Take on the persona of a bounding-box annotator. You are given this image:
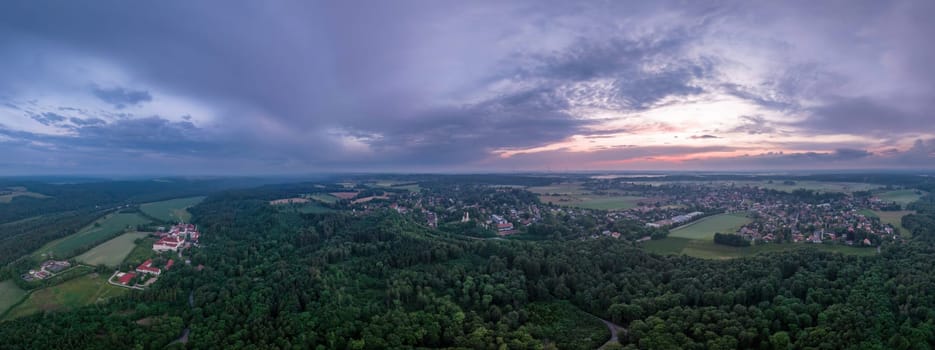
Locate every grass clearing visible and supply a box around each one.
[309,193,338,203]
[33,212,150,260]
[3,273,128,320]
[140,196,205,222]
[75,232,150,267]
[0,280,27,316]
[668,213,753,240]
[643,237,877,259]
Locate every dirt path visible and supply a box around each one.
[596,317,627,349]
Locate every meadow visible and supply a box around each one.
[0,280,27,316]
[642,237,878,259]
[876,190,924,206]
[33,212,151,260]
[140,196,205,222]
[75,231,150,267]
[529,183,646,210]
[3,273,127,320]
[668,213,753,240]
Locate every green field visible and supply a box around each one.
[528,183,588,195]
[668,213,752,240]
[0,280,27,316]
[140,196,205,222]
[33,212,151,259]
[877,190,924,206]
[122,237,158,266]
[75,232,150,267]
[642,237,878,259]
[3,273,128,320]
[872,210,913,237]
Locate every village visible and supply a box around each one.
[107,223,200,290]
[298,180,907,247]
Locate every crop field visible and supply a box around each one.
[877,190,924,206]
[3,273,127,320]
[642,237,878,259]
[75,232,150,267]
[668,213,753,240]
[33,212,151,259]
[140,196,205,222]
[0,280,27,316]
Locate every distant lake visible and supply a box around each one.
[590,174,666,179]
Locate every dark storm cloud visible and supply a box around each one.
[799,97,922,136]
[0,116,218,155]
[0,0,934,173]
[91,86,152,109]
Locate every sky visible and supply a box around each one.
[1,0,934,175]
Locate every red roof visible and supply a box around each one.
[136,259,161,274]
[118,272,136,285]
[165,259,175,270]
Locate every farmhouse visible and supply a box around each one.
[153,236,183,252]
[136,259,161,275]
[117,272,136,285]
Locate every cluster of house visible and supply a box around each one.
[153,223,200,252]
[490,214,515,235]
[738,202,894,245]
[114,258,175,286]
[21,260,71,281]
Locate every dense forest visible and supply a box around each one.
[3,174,935,349]
[1,181,934,349]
